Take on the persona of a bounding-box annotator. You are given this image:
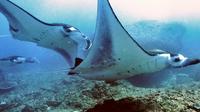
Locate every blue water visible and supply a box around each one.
[0,0,200,85]
[0,1,200,111]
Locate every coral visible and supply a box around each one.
[1,71,200,112]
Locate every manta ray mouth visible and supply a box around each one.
[9,25,19,33]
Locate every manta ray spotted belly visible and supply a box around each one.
[0,0,199,81]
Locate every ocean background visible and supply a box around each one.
[0,0,200,111]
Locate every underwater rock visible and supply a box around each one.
[21,105,35,112]
[46,101,62,107]
[86,97,162,112]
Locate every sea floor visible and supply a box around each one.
[0,70,200,112]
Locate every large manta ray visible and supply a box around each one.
[0,0,200,81]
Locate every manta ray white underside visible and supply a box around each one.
[0,0,199,81]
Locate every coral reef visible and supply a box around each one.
[0,71,200,112]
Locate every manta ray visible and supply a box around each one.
[0,0,92,68]
[0,0,200,81]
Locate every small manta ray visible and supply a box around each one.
[0,56,40,64]
[0,0,200,81]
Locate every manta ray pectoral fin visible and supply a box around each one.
[73,0,154,80]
